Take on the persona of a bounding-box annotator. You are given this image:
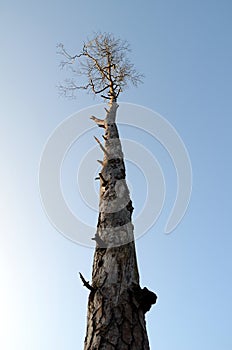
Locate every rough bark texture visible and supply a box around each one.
[84,103,157,350]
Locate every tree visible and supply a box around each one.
[58,33,157,350]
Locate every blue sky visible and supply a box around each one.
[0,0,232,349]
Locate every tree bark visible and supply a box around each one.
[83,102,157,350]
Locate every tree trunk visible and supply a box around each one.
[84,102,157,350]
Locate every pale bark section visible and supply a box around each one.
[84,103,157,350]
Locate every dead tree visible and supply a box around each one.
[58,33,157,349]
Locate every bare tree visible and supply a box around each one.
[58,33,157,349]
[57,33,143,101]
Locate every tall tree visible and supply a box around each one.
[58,33,157,350]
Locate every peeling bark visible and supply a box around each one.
[83,103,157,350]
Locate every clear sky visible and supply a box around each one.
[0,0,232,349]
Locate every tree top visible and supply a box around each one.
[57,32,143,102]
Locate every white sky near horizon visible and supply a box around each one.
[0,0,232,349]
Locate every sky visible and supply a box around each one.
[0,0,232,349]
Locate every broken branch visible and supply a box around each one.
[79,272,95,292]
[99,173,108,186]
[90,116,105,128]
[94,136,109,157]
[91,233,107,248]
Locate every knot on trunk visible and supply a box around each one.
[130,284,157,313]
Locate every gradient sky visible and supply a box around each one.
[1,0,232,349]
